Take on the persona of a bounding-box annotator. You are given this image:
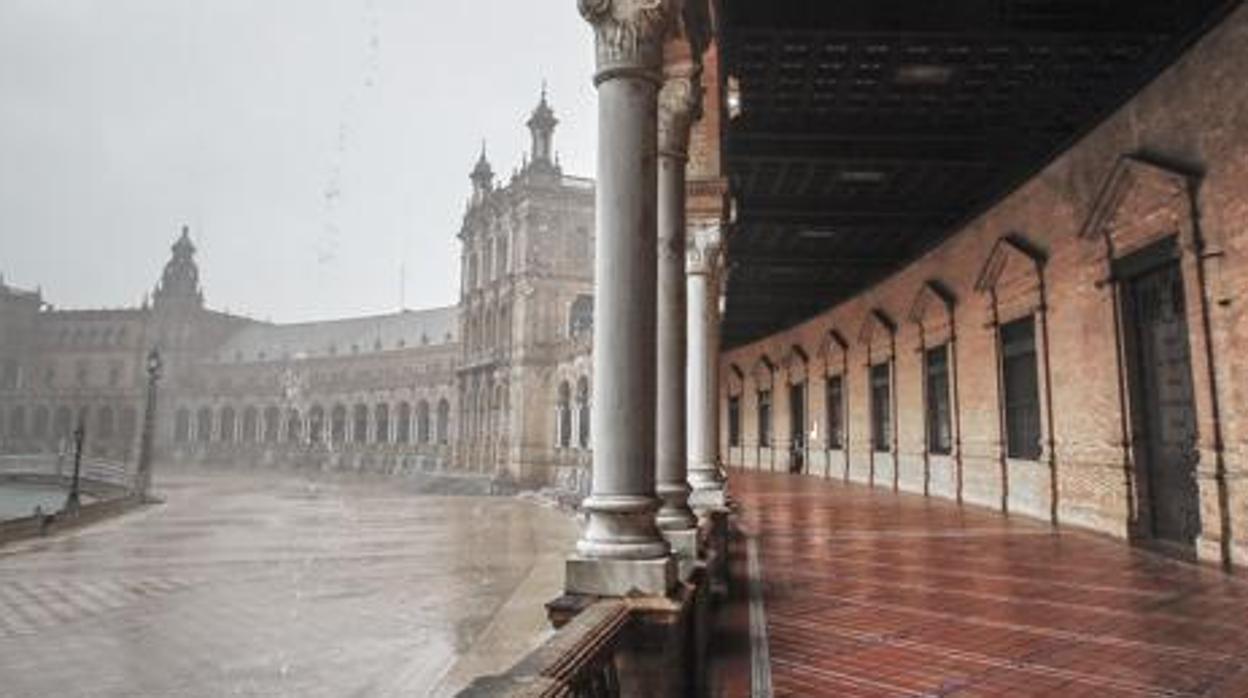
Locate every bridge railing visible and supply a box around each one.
[459,600,629,697]
[0,454,134,492]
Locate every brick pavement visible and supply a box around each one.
[715,471,1248,697]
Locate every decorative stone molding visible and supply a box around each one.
[686,224,722,275]
[909,280,957,344]
[783,344,809,385]
[578,0,677,80]
[658,66,703,158]
[751,354,775,391]
[857,308,897,359]
[975,234,1047,324]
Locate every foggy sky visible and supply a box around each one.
[0,0,597,322]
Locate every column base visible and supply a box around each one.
[565,555,678,597]
[689,486,727,511]
[661,527,700,581]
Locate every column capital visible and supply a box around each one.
[686,224,723,275]
[658,63,702,159]
[578,0,678,82]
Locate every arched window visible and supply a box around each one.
[174,408,191,443]
[396,402,412,443]
[242,407,259,443]
[219,406,236,442]
[287,409,303,443]
[353,404,369,443]
[54,406,73,440]
[495,235,508,277]
[264,407,280,442]
[374,403,389,443]
[568,295,593,338]
[482,242,494,284]
[436,399,450,445]
[9,406,26,438]
[557,381,572,448]
[331,405,347,443]
[498,307,510,349]
[32,406,50,439]
[309,406,325,443]
[417,400,431,444]
[196,407,213,443]
[119,407,137,442]
[97,406,115,440]
[577,376,590,449]
[467,252,478,289]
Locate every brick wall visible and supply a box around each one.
[720,4,1248,570]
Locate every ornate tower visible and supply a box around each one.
[153,226,203,309]
[526,84,559,174]
[469,142,494,204]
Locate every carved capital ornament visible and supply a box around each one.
[657,67,703,158]
[578,0,678,81]
[685,225,722,275]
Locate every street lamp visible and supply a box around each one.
[136,348,162,501]
[65,422,85,513]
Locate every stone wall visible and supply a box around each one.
[720,4,1248,569]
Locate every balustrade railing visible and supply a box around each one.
[461,600,628,697]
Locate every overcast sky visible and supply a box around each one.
[0,0,597,322]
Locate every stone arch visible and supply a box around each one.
[287,408,304,444]
[397,401,413,444]
[263,406,280,442]
[557,380,572,448]
[352,403,368,444]
[196,407,213,443]
[174,407,191,443]
[218,405,236,443]
[119,406,136,444]
[242,406,259,443]
[576,375,591,449]
[976,233,1054,520]
[436,399,450,445]
[859,309,899,488]
[31,405,50,440]
[97,405,115,440]
[909,280,962,498]
[374,402,390,444]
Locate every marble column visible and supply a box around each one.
[655,64,700,534]
[687,225,727,508]
[568,0,677,597]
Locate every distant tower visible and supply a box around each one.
[153,225,203,309]
[469,141,494,203]
[526,83,559,173]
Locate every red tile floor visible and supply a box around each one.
[710,471,1248,697]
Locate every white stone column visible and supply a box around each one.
[569,0,676,597]
[687,225,727,507]
[655,64,699,534]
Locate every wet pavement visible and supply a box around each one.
[715,471,1248,697]
[0,468,577,697]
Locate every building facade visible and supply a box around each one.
[0,93,597,487]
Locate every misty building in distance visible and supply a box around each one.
[0,91,596,488]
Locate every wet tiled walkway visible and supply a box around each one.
[716,471,1248,697]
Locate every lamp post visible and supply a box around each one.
[136,348,162,501]
[65,423,85,513]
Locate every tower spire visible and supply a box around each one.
[469,139,494,201]
[526,82,559,169]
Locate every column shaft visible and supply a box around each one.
[655,137,695,531]
[578,70,669,560]
[687,229,726,500]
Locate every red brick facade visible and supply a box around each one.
[719,4,1248,569]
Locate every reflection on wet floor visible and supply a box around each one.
[0,467,577,698]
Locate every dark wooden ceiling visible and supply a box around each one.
[719,0,1241,347]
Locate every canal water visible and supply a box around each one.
[0,481,91,520]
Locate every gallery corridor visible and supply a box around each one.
[715,471,1248,697]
